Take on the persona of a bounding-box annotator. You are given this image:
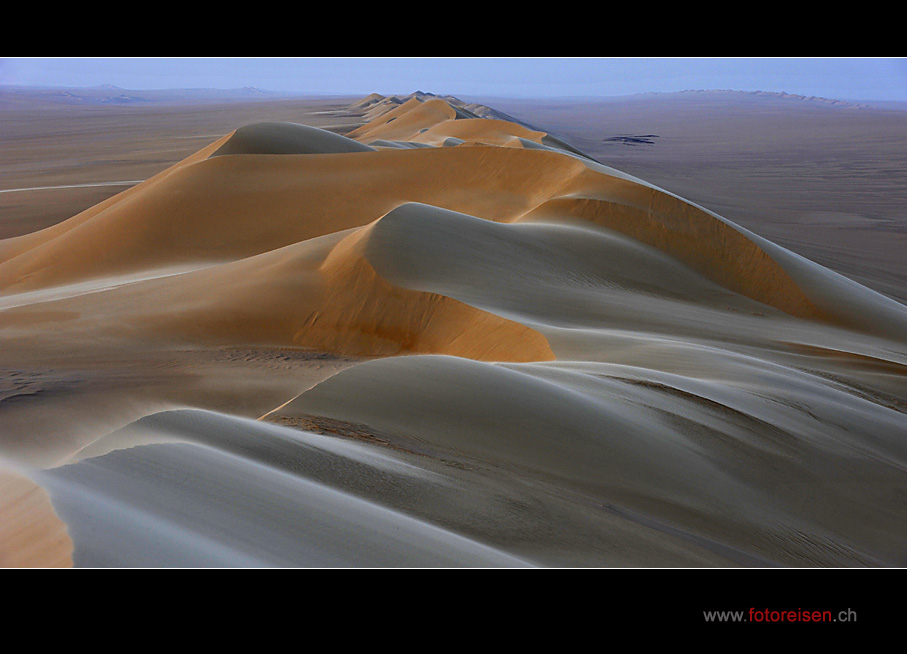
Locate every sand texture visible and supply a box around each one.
[2,91,905,567]
[0,466,72,567]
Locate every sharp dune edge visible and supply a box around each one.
[2,91,906,567]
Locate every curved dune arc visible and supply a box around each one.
[56,407,768,566]
[522,193,828,322]
[410,118,548,148]
[0,132,232,268]
[40,438,532,567]
[98,221,555,362]
[306,223,555,361]
[210,122,375,156]
[351,92,386,110]
[346,96,424,136]
[360,98,404,122]
[0,218,555,363]
[282,354,720,493]
[276,354,907,564]
[521,168,907,337]
[347,98,459,142]
[347,94,597,160]
[0,146,587,293]
[564,159,907,338]
[353,202,773,334]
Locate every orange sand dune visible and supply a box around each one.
[346,97,461,142]
[2,97,906,340]
[360,97,404,122]
[345,97,427,136]
[523,178,827,321]
[211,122,375,156]
[346,92,589,159]
[409,117,547,148]
[136,219,555,361]
[0,146,587,293]
[347,95,548,148]
[521,166,907,338]
[0,468,72,568]
[351,92,386,110]
[1,213,553,362]
[0,132,230,267]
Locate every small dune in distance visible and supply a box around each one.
[1,90,906,568]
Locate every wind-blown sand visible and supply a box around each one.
[2,91,905,567]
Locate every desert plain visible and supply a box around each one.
[1,86,905,567]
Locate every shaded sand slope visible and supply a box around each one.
[522,166,907,339]
[0,221,554,361]
[57,410,747,566]
[150,224,555,361]
[210,121,375,156]
[41,432,532,567]
[359,203,786,326]
[274,355,907,566]
[62,349,906,566]
[361,202,907,347]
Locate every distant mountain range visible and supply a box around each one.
[675,89,876,108]
[2,85,904,111]
[476,89,907,111]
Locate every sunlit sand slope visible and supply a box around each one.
[0,467,72,567]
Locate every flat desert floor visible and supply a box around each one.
[1,88,905,567]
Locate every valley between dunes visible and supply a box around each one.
[2,92,906,567]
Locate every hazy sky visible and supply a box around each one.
[2,58,906,102]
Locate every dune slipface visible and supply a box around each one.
[2,91,906,567]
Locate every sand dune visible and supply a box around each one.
[0,466,72,567]
[0,144,590,293]
[4,94,903,340]
[276,354,906,565]
[0,211,555,361]
[350,92,386,111]
[210,121,374,156]
[2,91,905,567]
[410,118,547,148]
[40,422,531,567]
[139,221,557,361]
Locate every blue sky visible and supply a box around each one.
[2,58,906,102]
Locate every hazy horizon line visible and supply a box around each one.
[4,83,906,107]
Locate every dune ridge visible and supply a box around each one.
[139,218,554,360]
[211,121,375,156]
[3,91,903,341]
[2,91,906,567]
